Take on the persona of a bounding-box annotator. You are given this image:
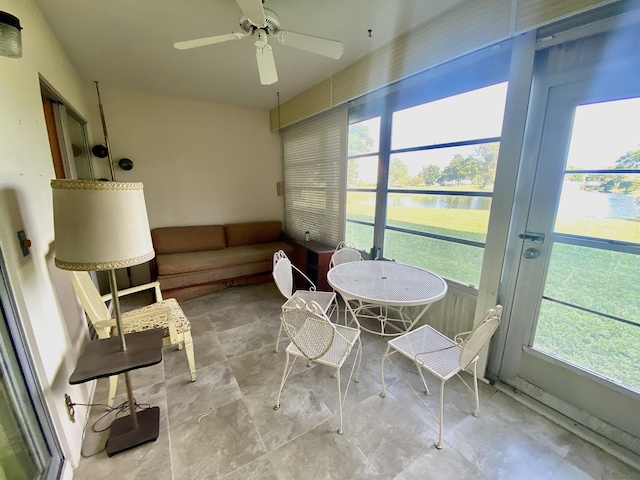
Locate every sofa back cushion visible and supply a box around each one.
[224,221,282,247]
[151,225,226,254]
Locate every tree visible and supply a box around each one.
[614,149,640,169]
[388,158,409,187]
[348,123,376,187]
[471,143,499,188]
[420,164,441,185]
[590,149,640,193]
[440,154,479,185]
[565,165,584,182]
[348,123,375,155]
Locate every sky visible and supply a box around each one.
[351,83,508,182]
[566,97,640,170]
[350,85,640,183]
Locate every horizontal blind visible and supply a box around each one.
[282,107,343,246]
[270,0,617,130]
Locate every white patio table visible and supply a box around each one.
[327,260,448,336]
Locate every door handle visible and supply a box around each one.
[523,247,540,259]
[518,231,545,244]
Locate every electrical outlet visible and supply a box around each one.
[64,394,75,423]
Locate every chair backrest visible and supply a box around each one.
[68,271,112,336]
[330,241,362,269]
[280,299,335,361]
[272,250,294,299]
[459,305,503,369]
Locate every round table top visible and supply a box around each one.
[327,260,448,307]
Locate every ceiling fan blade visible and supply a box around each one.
[236,0,266,27]
[255,42,278,85]
[275,30,344,59]
[174,32,248,50]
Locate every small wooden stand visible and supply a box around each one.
[69,329,164,456]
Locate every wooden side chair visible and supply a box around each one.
[69,271,196,406]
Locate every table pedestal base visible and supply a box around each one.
[106,406,160,456]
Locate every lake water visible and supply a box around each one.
[387,185,640,221]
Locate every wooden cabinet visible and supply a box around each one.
[291,240,334,292]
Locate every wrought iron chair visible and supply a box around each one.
[69,271,196,407]
[274,298,362,435]
[272,250,336,352]
[329,241,364,325]
[380,305,502,449]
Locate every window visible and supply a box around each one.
[346,70,509,287]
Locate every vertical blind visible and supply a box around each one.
[282,107,344,246]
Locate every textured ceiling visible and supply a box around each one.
[34,0,467,110]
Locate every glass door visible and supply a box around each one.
[504,70,640,443]
[0,256,62,478]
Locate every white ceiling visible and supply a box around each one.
[34,0,467,110]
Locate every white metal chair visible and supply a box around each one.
[274,298,362,435]
[380,305,502,449]
[329,241,364,325]
[69,271,196,407]
[272,250,337,352]
[329,241,363,269]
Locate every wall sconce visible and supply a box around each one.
[0,11,23,58]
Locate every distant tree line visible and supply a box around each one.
[568,148,640,194]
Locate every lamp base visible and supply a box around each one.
[106,406,160,456]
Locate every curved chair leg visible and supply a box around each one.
[472,360,480,417]
[183,331,196,382]
[354,337,362,383]
[274,351,292,410]
[107,375,117,408]
[379,343,392,398]
[275,323,283,353]
[336,367,344,435]
[435,379,445,449]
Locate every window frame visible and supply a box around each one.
[346,47,511,286]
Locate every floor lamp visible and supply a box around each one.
[51,179,162,456]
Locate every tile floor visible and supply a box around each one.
[73,283,639,479]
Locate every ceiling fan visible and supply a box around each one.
[173,0,344,85]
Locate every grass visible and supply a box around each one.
[346,193,640,392]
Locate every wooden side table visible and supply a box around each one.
[291,240,335,292]
[69,329,163,456]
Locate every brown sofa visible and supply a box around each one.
[150,221,293,301]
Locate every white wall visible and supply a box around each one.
[87,86,284,229]
[0,0,95,474]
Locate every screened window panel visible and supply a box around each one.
[282,108,343,245]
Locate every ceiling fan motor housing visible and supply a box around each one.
[239,7,280,35]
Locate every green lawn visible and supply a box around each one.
[346,195,640,392]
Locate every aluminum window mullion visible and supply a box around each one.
[373,103,393,258]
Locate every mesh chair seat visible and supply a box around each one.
[388,324,461,381]
[286,323,360,367]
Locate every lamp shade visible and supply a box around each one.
[51,180,154,271]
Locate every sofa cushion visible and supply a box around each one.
[151,225,226,254]
[224,221,282,248]
[156,241,292,276]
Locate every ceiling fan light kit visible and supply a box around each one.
[174,0,343,85]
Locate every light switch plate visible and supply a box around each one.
[17,230,30,257]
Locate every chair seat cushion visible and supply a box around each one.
[116,298,191,338]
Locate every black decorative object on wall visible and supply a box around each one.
[118,158,133,171]
[92,144,109,158]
